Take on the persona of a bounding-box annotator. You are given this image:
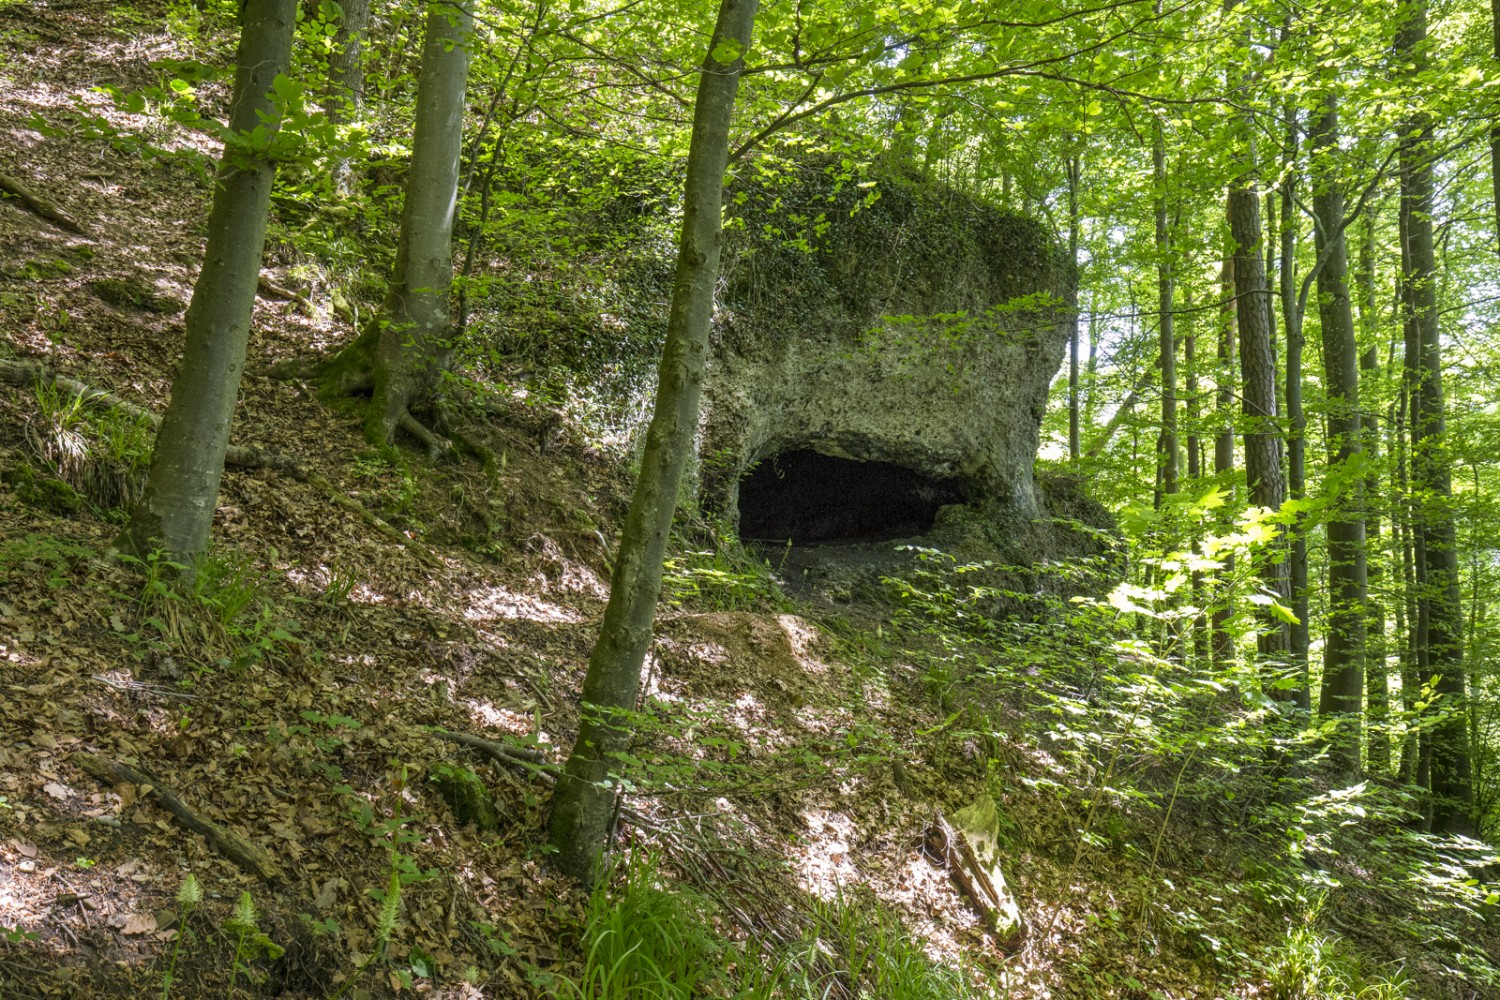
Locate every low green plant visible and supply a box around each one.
[663,546,789,612]
[794,887,984,1000]
[225,891,284,995]
[553,850,749,1000]
[119,547,301,672]
[1263,921,1410,1000]
[159,873,202,1000]
[0,532,93,589]
[26,378,154,511]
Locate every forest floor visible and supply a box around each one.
[1,2,1498,999]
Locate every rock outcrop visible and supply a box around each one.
[698,163,1075,546]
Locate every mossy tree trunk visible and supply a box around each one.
[322,0,472,454]
[117,0,296,565]
[1310,93,1366,775]
[547,0,758,887]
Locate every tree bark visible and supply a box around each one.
[321,0,472,453]
[1279,103,1311,691]
[1492,0,1500,253]
[1398,0,1473,833]
[117,0,296,564]
[1229,185,1293,692]
[1154,122,1177,500]
[1310,94,1367,775]
[1358,215,1389,774]
[324,0,370,198]
[1068,154,1082,465]
[547,0,758,886]
[1212,253,1237,668]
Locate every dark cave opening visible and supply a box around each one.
[737,449,966,545]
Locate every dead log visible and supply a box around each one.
[925,809,1026,950]
[0,170,88,235]
[72,752,284,883]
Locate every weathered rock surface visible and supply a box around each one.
[699,165,1074,535]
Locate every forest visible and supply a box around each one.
[2,0,1500,996]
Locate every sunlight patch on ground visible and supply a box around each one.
[776,614,828,675]
[795,807,860,895]
[464,699,541,740]
[464,584,581,624]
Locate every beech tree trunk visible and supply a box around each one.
[117,0,296,564]
[547,0,758,885]
[324,0,370,198]
[1154,122,1177,500]
[1068,154,1082,465]
[1229,185,1293,693]
[1279,104,1311,688]
[1212,254,1236,668]
[1399,0,1472,831]
[1310,94,1366,775]
[322,0,472,452]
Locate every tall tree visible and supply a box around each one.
[321,0,473,452]
[1212,252,1237,667]
[118,0,297,564]
[1310,92,1367,775]
[548,0,758,885]
[324,0,371,198]
[1154,117,1177,501]
[1397,0,1472,830]
[1230,184,1293,693]
[1068,153,1083,465]
[1278,95,1311,686]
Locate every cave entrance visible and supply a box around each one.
[737,449,965,545]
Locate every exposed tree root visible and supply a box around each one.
[0,169,88,235]
[256,274,313,314]
[72,752,284,883]
[0,358,439,567]
[270,345,498,471]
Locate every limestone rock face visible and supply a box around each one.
[699,166,1074,533]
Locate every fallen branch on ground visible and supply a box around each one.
[72,752,283,883]
[0,170,88,235]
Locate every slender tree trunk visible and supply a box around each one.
[1229,186,1293,691]
[1212,254,1237,668]
[1395,322,1422,783]
[1398,0,1473,832]
[1491,0,1500,252]
[1311,94,1367,775]
[547,0,758,885]
[321,0,472,452]
[1068,154,1082,465]
[324,0,370,198]
[1186,313,1200,480]
[1280,107,1311,688]
[118,0,296,564]
[1154,123,1177,499]
[1359,222,1390,775]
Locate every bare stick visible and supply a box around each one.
[72,752,283,883]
